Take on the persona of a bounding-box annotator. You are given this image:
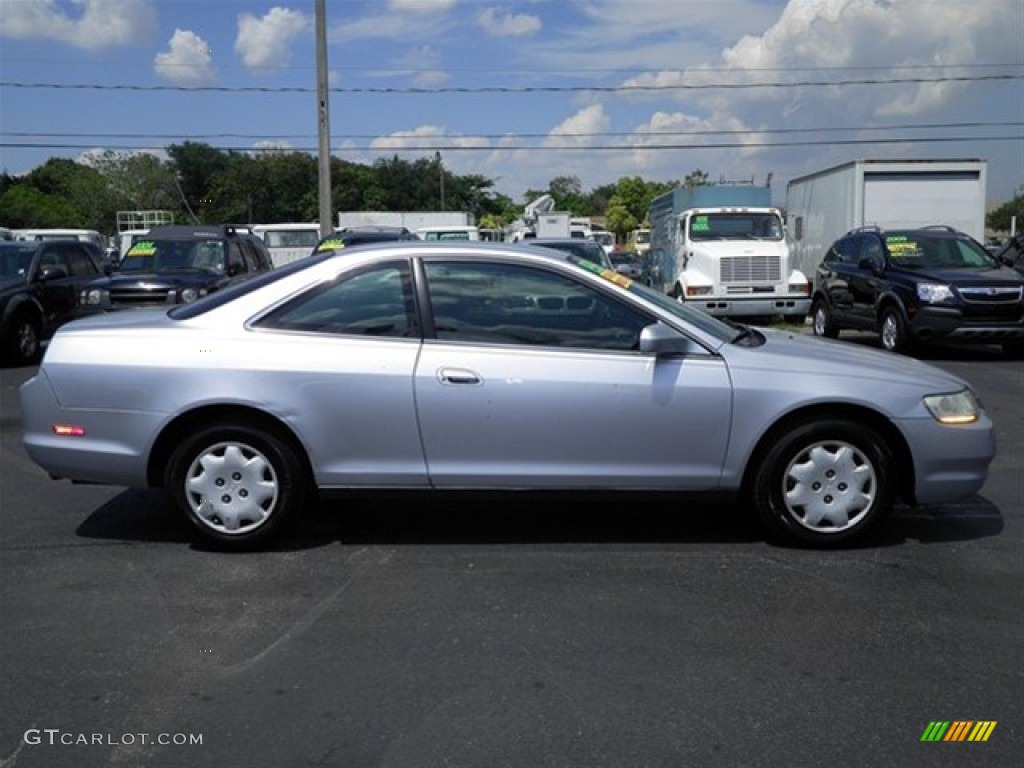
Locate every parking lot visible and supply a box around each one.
[1,337,1022,767]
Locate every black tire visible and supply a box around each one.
[879,306,912,354]
[810,298,838,338]
[751,420,895,547]
[165,424,309,550]
[3,313,41,365]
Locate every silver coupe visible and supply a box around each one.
[20,243,995,549]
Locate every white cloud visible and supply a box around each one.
[236,7,310,71]
[371,126,490,152]
[154,29,216,86]
[477,8,541,38]
[0,0,157,50]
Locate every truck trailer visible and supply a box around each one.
[785,159,988,279]
[647,184,810,320]
[337,211,474,231]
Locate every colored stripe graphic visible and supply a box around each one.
[920,721,996,742]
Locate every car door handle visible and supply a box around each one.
[438,368,482,385]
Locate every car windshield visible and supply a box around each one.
[885,232,999,270]
[119,239,226,273]
[0,245,34,280]
[567,257,738,343]
[689,213,783,241]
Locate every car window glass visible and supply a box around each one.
[859,238,883,264]
[38,246,65,270]
[255,262,416,338]
[424,261,649,351]
[837,237,859,265]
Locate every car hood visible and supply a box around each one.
[727,327,970,391]
[892,264,1024,286]
[91,272,221,290]
[0,275,29,295]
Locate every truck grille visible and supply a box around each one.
[720,255,781,283]
[110,289,173,307]
[958,286,1023,304]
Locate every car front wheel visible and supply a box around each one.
[166,424,309,550]
[879,306,912,353]
[4,314,41,365]
[752,420,895,547]
[811,298,838,338]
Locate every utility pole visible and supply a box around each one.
[315,0,333,237]
[436,151,445,211]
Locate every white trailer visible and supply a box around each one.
[785,159,988,279]
[337,211,473,231]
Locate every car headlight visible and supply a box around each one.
[80,288,105,305]
[923,390,981,425]
[916,283,954,303]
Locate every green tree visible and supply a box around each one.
[0,184,85,228]
[167,142,230,222]
[987,194,1024,232]
[88,151,178,213]
[23,157,117,233]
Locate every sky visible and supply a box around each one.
[0,0,1021,208]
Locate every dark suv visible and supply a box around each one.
[811,226,1024,356]
[311,226,419,255]
[1,240,104,364]
[80,225,273,312]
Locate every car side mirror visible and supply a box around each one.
[38,265,69,281]
[639,322,701,357]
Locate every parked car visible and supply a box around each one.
[21,241,993,550]
[1,239,104,364]
[810,226,1024,357]
[79,224,273,312]
[518,237,614,270]
[312,226,419,255]
[610,251,644,280]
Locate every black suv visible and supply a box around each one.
[80,225,273,311]
[1,240,105,364]
[811,226,1024,356]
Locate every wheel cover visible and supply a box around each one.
[16,321,38,358]
[782,440,876,533]
[184,441,279,535]
[880,313,899,350]
[813,306,827,335]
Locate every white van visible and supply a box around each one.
[416,225,479,242]
[251,223,321,267]
[15,228,105,250]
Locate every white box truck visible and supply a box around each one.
[337,211,473,231]
[785,159,988,279]
[647,185,810,320]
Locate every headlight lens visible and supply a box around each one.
[923,390,981,424]
[179,287,200,303]
[80,288,104,305]
[916,283,954,303]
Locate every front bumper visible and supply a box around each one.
[908,306,1024,344]
[687,295,811,318]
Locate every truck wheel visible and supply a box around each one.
[4,313,41,365]
[165,424,309,550]
[811,299,838,338]
[879,306,912,354]
[751,420,895,547]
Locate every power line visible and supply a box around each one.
[3,122,1021,142]
[1,73,1020,95]
[2,136,1019,154]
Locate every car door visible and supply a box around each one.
[34,243,92,332]
[414,258,733,490]
[847,234,886,328]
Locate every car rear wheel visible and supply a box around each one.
[811,299,838,338]
[752,420,895,547]
[879,306,912,353]
[166,424,309,550]
[4,314,41,365]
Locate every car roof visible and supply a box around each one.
[146,224,241,239]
